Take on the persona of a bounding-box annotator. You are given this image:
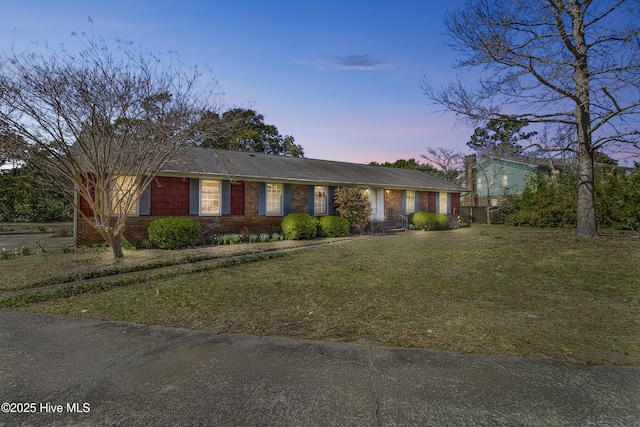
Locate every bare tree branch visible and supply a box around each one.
[423,0,640,236]
[0,35,219,258]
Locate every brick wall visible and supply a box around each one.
[291,184,308,214]
[75,177,463,247]
[245,181,259,216]
[419,191,429,212]
[76,178,294,247]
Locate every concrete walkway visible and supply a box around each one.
[0,312,638,426]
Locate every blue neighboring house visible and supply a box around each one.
[460,154,628,207]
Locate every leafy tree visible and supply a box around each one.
[504,172,578,227]
[0,34,217,258]
[0,166,72,222]
[423,0,640,237]
[505,165,640,230]
[369,158,424,169]
[467,116,537,159]
[369,157,460,181]
[195,108,304,157]
[593,151,618,166]
[595,166,640,231]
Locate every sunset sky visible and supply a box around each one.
[1,0,539,165]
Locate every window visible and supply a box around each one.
[405,190,416,214]
[477,177,483,190]
[200,179,221,215]
[267,183,282,215]
[112,175,138,215]
[439,192,448,214]
[502,174,508,187]
[314,186,328,215]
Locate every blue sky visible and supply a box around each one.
[3,0,473,164]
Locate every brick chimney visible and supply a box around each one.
[464,155,477,206]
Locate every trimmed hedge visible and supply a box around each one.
[281,213,318,240]
[318,215,350,237]
[148,217,201,249]
[410,211,450,231]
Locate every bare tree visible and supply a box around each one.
[420,146,464,182]
[423,0,640,237]
[0,123,27,169]
[0,35,218,258]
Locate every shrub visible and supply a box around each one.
[503,174,577,227]
[259,233,271,243]
[121,238,135,250]
[281,213,318,240]
[333,187,372,234]
[210,234,241,245]
[318,215,350,237]
[410,211,450,231]
[148,217,201,249]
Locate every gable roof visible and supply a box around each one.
[163,147,465,192]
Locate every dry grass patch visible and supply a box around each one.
[9,225,640,365]
[0,239,340,292]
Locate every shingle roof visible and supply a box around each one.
[487,156,573,169]
[163,147,465,192]
[480,155,630,171]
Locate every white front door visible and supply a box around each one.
[368,188,385,221]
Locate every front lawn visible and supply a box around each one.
[5,225,640,365]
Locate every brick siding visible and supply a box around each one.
[291,184,308,214]
[75,177,462,247]
[76,178,293,247]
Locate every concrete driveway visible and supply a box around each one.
[0,234,74,253]
[1,312,638,426]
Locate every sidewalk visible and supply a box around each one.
[1,311,638,426]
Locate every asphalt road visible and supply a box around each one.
[1,312,638,426]
[0,233,74,253]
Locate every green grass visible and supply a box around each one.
[5,225,640,365]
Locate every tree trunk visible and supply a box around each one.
[576,143,598,237]
[99,230,124,259]
[109,233,124,259]
[110,239,124,259]
[572,0,598,238]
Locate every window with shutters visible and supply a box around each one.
[405,190,416,214]
[267,183,282,215]
[439,192,448,214]
[314,186,328,215]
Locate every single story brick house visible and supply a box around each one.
[75,147,466,246]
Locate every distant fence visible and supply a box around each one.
[460,206,504,224]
